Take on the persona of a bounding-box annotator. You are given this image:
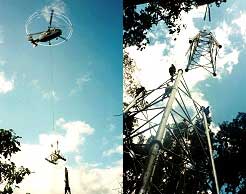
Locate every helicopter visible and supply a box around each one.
[45,140,66,165]
[27,9,67,47]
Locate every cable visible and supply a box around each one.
[49,46,55,132]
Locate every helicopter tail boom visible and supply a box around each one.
[27,35,39,47]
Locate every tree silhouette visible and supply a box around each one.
[123,0,227,49]
[0,129,30,194]
[123,52,141,98]
[214,112,246,193]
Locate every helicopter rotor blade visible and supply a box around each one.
[49,9,54,27]
[59,36,67,41]
[27,31,46,36]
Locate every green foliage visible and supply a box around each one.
[0,129,31,194]
[123,52,141,98]
[123,0,226,49]
[214,112,246,193]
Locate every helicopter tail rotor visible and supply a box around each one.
[27,35,38,47]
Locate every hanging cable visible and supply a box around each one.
[49,46,55,132]
[204,4,211,22]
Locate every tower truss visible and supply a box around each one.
[65,167,71,194]
[185,30,222,76]
[123,70,219,194]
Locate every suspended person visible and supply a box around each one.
[204,106,212,124]
[169,64,176,82]
[162,84,172,100]
[200,106,212,125]
[135,86,148,109]
[183,118,189,128]
[135,86,146,98]
[204,106,210,116]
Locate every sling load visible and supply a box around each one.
[185,30,222,76]
[45,140,66,165]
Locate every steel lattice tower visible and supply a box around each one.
[185,30,222,76]
[65,167,71,194]
[123,70,219,194]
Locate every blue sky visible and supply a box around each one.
[0,0,122,193]
[194,0,246,123]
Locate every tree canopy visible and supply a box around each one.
[123,51,141,98]
[0,129,30,194]
[214,112,246,193]
[123,0,227,49]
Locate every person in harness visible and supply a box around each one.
[169,64,176,82]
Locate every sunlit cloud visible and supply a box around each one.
[0,72,14,94]
[69,73,91,96]
[42,90,59,101]
[13,144,122,194]
[103,145,123,157]
[43,117,96,153]
[42,0,66,22]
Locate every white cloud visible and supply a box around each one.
[76,74,91,87]
[103,145,123,157]
[0,72,14,94]
[126,8,205,90]
[31,79,40,89]
[12,143,122,194]
[0,59,6,66]
[61,121,91,152]
[41,118,95,153]
[55,117,65,126]
[213,21,240,76]
[69,73,91,96]
[60,119,94,135]
[71,161,122,194]
[217,48,239,75]
[232,12,246,41]
[108,123,115,132]
[102,136,109,146]
[75,155,82,164]
[42,0,66,22]
[30,80,60,101]
[214,21,232,47]
[10,117,121,194]
[210,122,220,134]
[42,90,59,101]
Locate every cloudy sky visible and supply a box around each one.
[126,0,246,126]
[0,0,122,193]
